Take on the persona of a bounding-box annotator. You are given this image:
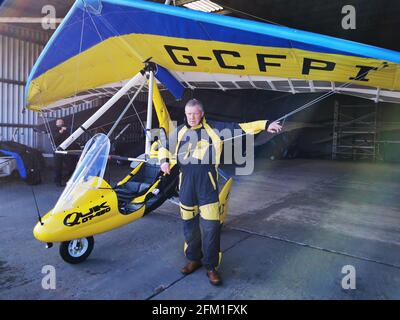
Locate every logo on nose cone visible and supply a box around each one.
[63,202,111,227]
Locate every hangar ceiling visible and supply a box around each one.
[1,0,399,51]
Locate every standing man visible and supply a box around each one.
[160,99,282,285]
[53,118,77,187]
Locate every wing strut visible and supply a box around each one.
[145,68,155,157]
[59,72,146,150]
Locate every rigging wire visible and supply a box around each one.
[84,6,150,141]
[107,80,147,138]
[88,110,147,133]
[172,62,388,158]
[40,113,56,152]
[94,13,166,152]
[213,0,284,26]
[70,6,87,115]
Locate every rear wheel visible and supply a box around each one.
[59,237,94,264]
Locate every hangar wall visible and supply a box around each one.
[0,24,99,150]
[0,24,47,148]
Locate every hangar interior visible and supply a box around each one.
[1,0,400,300]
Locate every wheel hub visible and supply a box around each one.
[68,238,89,257]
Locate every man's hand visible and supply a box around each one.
[160,162,171,175]
[59,127,67,134]
[267,121,283,134]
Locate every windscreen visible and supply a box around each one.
[52,133,110,214]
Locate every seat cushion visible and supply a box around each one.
[116,181,151,195]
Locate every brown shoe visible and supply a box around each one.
[206,269,222,286]
[181,260,202,275]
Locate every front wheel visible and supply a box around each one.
[59,237,94,264]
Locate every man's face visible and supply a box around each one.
[56,119,64,127]
[185,105,204,128]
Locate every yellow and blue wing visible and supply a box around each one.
[25,0,400,111]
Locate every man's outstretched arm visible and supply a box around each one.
[238,120,282,134]
[210,119,282,136]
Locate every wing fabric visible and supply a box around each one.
[25,0,400,111]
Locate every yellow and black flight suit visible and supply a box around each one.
[159,117,268,271]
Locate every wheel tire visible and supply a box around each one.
[59,237,94,264]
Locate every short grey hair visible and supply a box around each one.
[185,98,204,112]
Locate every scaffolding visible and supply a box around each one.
[332,101,378,161]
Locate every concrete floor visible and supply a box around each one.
[1,159,400,299]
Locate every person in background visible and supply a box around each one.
[53,118,78,187]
